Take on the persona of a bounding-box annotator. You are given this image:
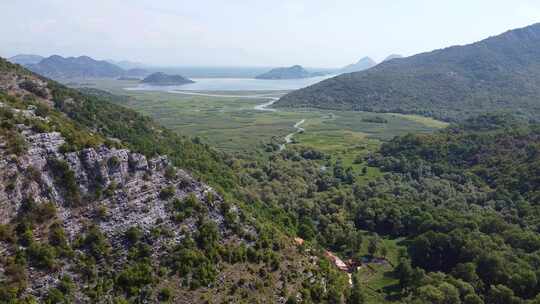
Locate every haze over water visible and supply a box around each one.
[126,75,334,91]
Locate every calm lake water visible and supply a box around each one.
[126,75,335,92]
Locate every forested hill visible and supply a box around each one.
[276,23,540,122]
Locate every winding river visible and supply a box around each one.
[165,90,304,149]
[125,76,338,149]
[280,119,305,151]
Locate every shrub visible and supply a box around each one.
[18,198,57,224]
[164,166,176,180]
[43,288,66,304]
[108,156,120,168]
[34,102,51,117]
[76,226,110,259]
[104,182,117,197]
[30,119,51,133]
[170,194,205,223]
[5,130,27,155]
[95,205,109,219]
[158,288,172,302]
[49,222,68,249]
[25,166,42,183]
[27,243,57,270]
[57,275,75,295]
[16,223,33,247]
[19,80,48,98]
[159,186,175,200]
[116,262,154,297]
[48,159,80,206]
[0,224,15,243]
[196,220,219,251]
[125,226,143,245]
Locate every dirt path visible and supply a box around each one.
[280,119,305,151]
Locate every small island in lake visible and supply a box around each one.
[255,65,314,80]
[141,72,195,86]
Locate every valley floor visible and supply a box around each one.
[71,79,447,160]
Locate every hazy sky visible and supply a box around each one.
[1,0,539,67]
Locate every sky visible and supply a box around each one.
[1,0,539,68]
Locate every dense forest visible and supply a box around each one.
[235,113,540,303]
[276,23,540,122]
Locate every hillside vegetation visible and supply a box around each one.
[6,23,540,301]
[0,57,350,303]
[277,23,540,122]
[236,113,540,303]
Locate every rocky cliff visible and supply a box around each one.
[0,100,244,299]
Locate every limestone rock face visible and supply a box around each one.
[0,125,227,232]
[0,121,240,297]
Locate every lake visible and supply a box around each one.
[125,75,335,92]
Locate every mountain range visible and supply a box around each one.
[26,55,125,79]
[8,54,152,79]
[276,23,540,121]
[8,54,44,65]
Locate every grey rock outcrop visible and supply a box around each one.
[0,115,242,297]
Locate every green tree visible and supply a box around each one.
[367,236,379,257]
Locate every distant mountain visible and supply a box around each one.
[26,55,125,79]
[141,72,194,85]
[124,68,150,78]
[276,23,540,121]
[340,57,377,73]
[382,54,403,62]
[255,65,313,79]
[8,54,44,65]
[106,59,145,70]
